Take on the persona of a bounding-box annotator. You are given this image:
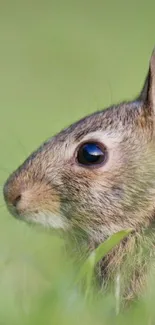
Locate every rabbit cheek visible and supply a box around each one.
[60,171,100,220]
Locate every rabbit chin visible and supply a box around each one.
[17,211,70,230]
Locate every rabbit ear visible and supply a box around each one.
[139,48,155,112]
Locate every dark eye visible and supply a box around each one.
[77,142,107,167]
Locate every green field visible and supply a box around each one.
[1,1,155,324]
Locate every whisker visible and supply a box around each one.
[0,203,5,207]
[9,128,28,156]
[0,257,13,274]
[0,187,4,194]
[0,166,11,174]
[106,77,114,107]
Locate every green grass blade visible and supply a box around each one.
[77,229,132,285]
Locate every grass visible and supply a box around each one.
[1,0,155,324]
[0,224,154,325]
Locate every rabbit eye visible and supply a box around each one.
[77,142,107,167]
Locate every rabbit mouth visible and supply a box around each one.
[23,210,70,230]
[6,202,70,230]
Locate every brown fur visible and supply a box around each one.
[3,48,155,301]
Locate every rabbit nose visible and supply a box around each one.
[3,181,22,208]
[12,195,22,208]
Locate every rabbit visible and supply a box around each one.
[3,47,155,302]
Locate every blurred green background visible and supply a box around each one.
[0,0,155,323]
